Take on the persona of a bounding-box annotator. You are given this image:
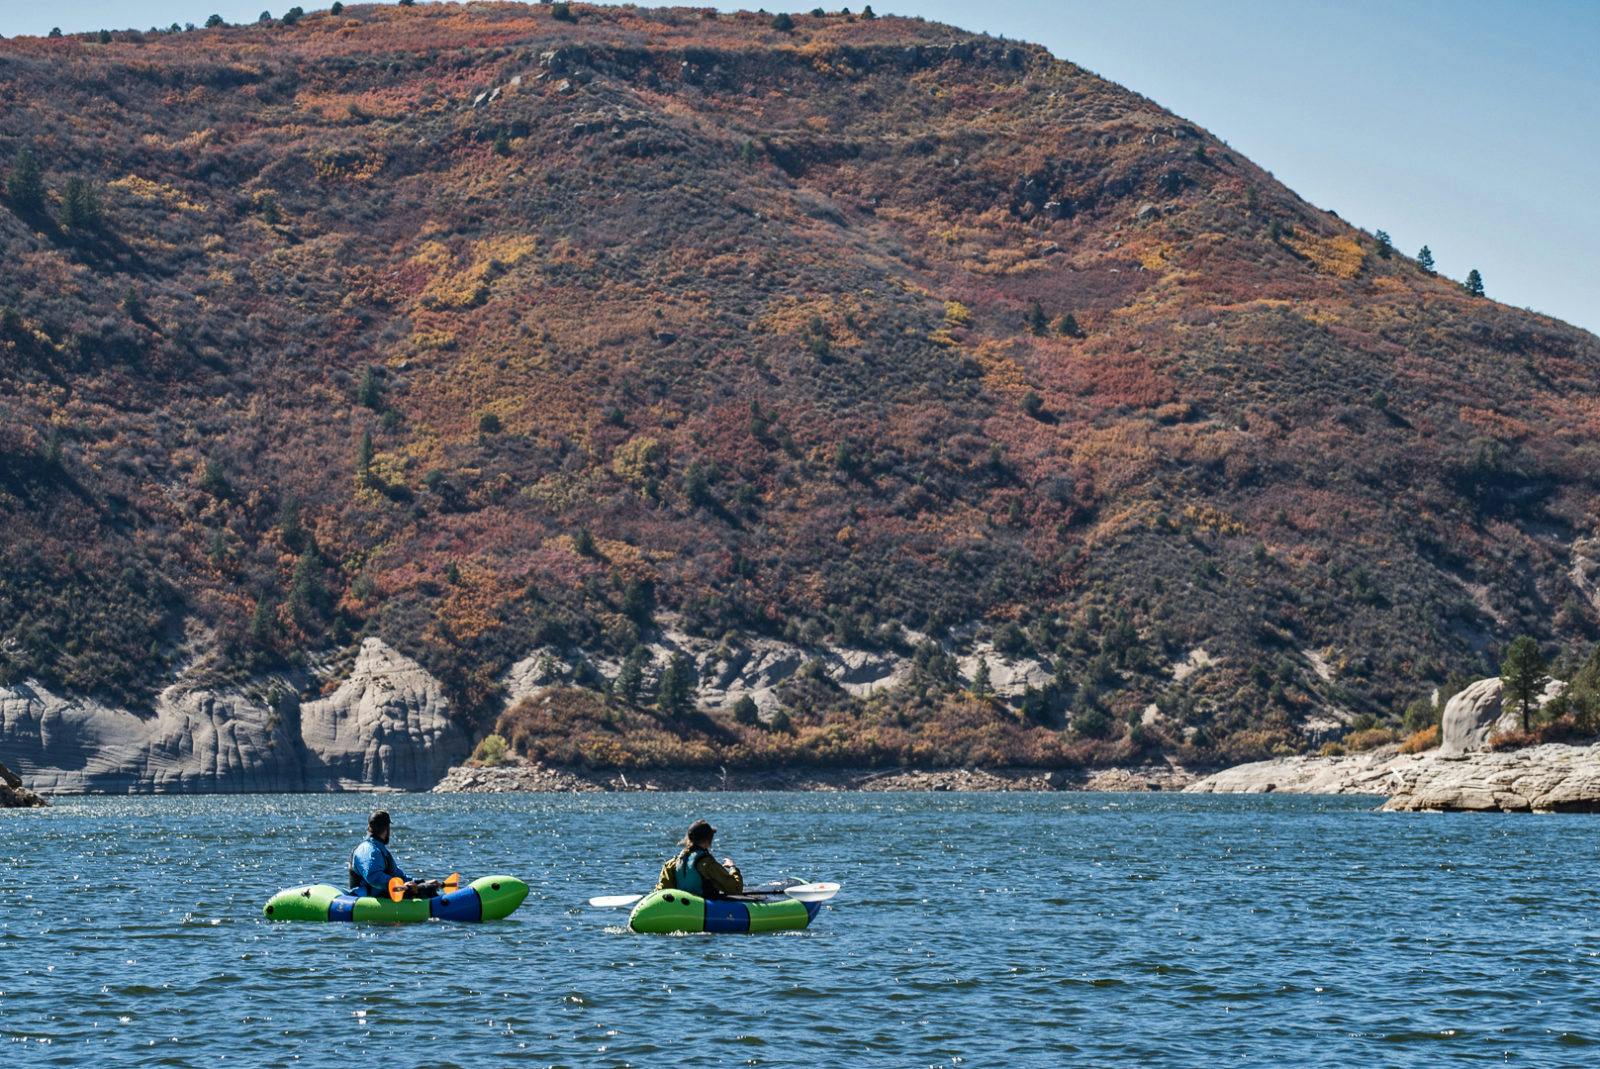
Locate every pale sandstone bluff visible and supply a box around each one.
[1186,673,1600,812]
[1379,744,1600,813]
[1182,748,1412,797]
[502,619,1052,717]
[0,638,467,794]
[1185,744,1600,813]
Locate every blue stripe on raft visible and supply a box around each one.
[430,887,483,923]
[802,901,821,922]
[329,895,358,922]
[704,899,750,933]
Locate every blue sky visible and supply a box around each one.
[3,0,1595,335]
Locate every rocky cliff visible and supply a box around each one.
[0,638,465,793]
[503,620,1049,715]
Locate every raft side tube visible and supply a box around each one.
[262,875,527,923]
[469,875,529,921]
[263,884,342,921]
[628,888,817,934]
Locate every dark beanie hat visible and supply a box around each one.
[369,810,391,834]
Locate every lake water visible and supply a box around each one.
[3,792,1598,1067]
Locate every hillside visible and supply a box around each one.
[3,3,1599,780]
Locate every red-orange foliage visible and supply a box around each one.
[1,5,1596,765]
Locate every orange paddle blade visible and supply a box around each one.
[442,872,461,892]
[388,876,405,902]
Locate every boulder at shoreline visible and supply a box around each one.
[1439,676,1565,756]
[1,760,47,807]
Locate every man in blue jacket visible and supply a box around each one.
[349,810,440,899]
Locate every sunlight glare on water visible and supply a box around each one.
[3,792,1598,1066]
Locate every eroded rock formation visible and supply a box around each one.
[0,639,466,794]
[503,623,1049,716]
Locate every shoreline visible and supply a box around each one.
[431,757,1199,794]
[1184,741,1600,812]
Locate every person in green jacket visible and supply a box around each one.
[655,819,743,899]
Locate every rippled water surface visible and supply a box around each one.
[4,792,1600,1066]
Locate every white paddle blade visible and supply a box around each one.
[783,882,840,903]
[588,893,645,909]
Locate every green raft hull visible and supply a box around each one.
[629,888,820,934]
[264,875,527,923]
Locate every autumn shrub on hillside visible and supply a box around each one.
[1399,725,1440,753]
[0,5,1596,769]
[494,686,1127,770]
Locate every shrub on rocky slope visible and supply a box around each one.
[1,4,1597,765]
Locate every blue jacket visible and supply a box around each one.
[348,835,407,898]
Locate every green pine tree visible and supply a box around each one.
[1500,635,1545,733]
[249,595,278,649]
[357,366,382,410]
[613,648,647,705]
[200,458,229,497]
[6,147,44,213]
[60,176,102,232]
[621,578,655,627]
[972,657,992,696]
[1026,300,1048,336]
[1374,230,1392,259]
[287,552,328,628]
[1416,245,1435,275]
[356,429,373,485]
[278,496,305,551]
[1464,269,1484,297]
[733,695,760,725]
[657,652,697,716]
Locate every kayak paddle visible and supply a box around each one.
[587,882,840,908]
[388,872,462,902]
[778,882,840,903]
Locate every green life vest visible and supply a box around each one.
[674,847,707,896]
